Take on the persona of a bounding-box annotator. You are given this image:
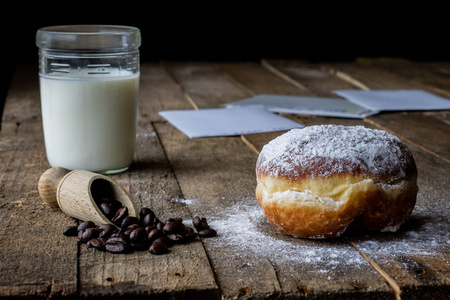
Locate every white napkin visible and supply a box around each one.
[159,106,303,138]
[333,89,450,111]
[224,94,378,118]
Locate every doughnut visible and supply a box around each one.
[255,125,418,239]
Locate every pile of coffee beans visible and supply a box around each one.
[63,206,217,255]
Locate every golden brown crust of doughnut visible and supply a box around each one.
[256,174,418,238]
[255,125,418,239]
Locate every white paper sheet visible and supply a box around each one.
[333,89,450,111]
[224,94,378,118]
[158,106,304,138]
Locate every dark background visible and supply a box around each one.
[1,6,449,124]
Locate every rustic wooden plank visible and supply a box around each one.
[260,59,358,97]
[162,61,251,109]
[0,63,41,126]
[357,57,450,99]
[215,61,313,96]
[0,64,78,298]
[157,61,393,299]
[138,62,192,123]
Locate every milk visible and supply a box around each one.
[40,73,139,173]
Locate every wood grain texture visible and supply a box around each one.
[1,59,449,299]
[357,57,450,100]
[0,77,77,297]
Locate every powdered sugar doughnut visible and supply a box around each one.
[255,125,418,239]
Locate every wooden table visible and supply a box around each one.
[1,58,449,299]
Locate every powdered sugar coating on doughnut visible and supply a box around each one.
[256,125,416,182]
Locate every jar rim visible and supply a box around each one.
[36,25,141,50]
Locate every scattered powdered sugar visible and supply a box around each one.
[205,200,366,267]
[256,125,415,180]
[195,198,449,268]
[175,198,194,205]
[356,205,450,260]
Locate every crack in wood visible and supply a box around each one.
[261,60,308,90]
[324,67,371,91]
[349,241,401,300]
[184,92,199,111]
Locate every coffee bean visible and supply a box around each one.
[193,216,210,231]
[121,216,141,229]
[142,213,154,227]
[149,241,168,255]
[115,227,127,236]
[147,229,164,243]
[108,200,122,214]
[168,230,197,244]
[105,236,128,253]
[167,233,183,243]
[99,202,112,217]
[140,207,154,220]
[145,225,156,234]
[99,224,115,231]
[192,216,201,229]
[111,206,128,226]
[152,236,172,247]
[184,226,194,234]
[198,228,217,238]
[156,221,164,231]
[99,229,113,239]
[98,224,116,239]
[90,237,107,250]
[81,228,100,243]
[109,232,129,244]
[130,227,147,244]
[63,226,78,236]
[163,221,185,234]
[126,223,140,231]
[130,231,148,248]
[78,220,96,232]
[123,228,134,236]
[167,217,183,223]
[182,231,198,243]
[105,243,126,253]
[200,218,210,229]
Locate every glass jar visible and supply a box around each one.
[36,25,141,174]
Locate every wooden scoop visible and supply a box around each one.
[38,167,138,225]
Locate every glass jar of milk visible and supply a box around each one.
[36,25,140,174]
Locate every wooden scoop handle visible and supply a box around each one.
[38,167,70,207]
